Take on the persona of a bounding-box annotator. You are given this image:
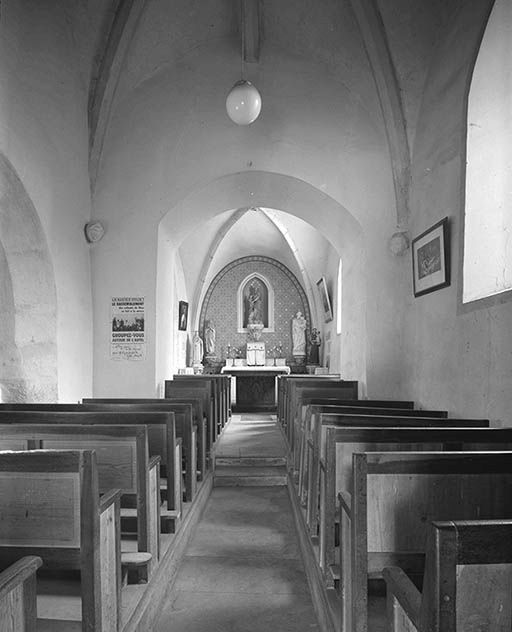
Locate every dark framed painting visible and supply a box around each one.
[412,217,450,297]
[178,301,188,331]
[316,276,333,323]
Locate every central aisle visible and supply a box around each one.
[153,414,320,632]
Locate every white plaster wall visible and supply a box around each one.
[91,36,403,397]
[403,0,512,424]
[0,1,94,400]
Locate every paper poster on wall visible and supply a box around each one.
[110,297,146,361]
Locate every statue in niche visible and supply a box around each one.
[308,328,321,365]
[204,320,216,356]
[247,281,262,324]
[243,277,268,328]
[291,311,307,356]
[192,331,204,366]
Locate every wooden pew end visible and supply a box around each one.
[121,552,153,586]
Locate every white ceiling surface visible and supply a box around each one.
[115,0,378,121]
[179,207,335,316]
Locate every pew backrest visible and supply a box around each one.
[0,449,121,632]
[80,401,200,501]
[0,424,160,566]
[0,408,177,504]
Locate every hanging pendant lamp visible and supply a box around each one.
[226,1,262,125]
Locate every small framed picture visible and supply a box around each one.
[178,301,188,331]
[412,217,450,297]
[316,277,333,323]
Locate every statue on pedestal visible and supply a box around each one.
[292,311,307,357]
[204,320,216,356]
[192,331,204,367]
[308,328,321,365]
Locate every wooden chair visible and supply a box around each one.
[0,556,42,632]
[0,449,121,632]
[383,519,512,631]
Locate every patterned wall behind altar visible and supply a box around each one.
[199,256,311,366]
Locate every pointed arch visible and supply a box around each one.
[237,272,275,332]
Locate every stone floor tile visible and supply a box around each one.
[173,555,311,594]
[153,590,320,632]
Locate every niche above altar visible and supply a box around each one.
[238,273,274,333]
[199,255,312,371]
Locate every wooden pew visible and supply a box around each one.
[285,379,359,455]
[0,408,181,516]
[0,556,42,632]
[338,450,512,632]
[0,424,160,575]
[81,400,201,501]
[0,449,121,632]
[173,374,230,435]
[294,404,453,476]
[279,375,349,437]
[165,381,215,450]
[298,411,489,524]
[383,519,512,632]
[320,425,503,578]
[277,374,342,427]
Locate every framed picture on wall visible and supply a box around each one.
[412,217,450,297]
[316,277,333,323]
[178,301,188,331]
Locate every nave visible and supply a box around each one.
[153,413,320,632]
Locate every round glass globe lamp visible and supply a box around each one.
[226,80,262,125]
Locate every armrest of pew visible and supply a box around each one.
[149,455,161,471]
[98,488,122,629]
[100,488,122,513]
[382,566,421,631]
[338,491,351,518]
[148,456,161,563]
[0,555,42,632]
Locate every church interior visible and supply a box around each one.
[0,0,511,630]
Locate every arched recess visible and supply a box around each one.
[156,171,366,389]
[197,257,312,363]
[237,272,274,332]
[0,153,58,402]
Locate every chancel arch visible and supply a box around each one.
[156,171,366,391]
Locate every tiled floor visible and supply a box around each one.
[153,414,320,632]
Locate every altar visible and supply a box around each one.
[221,365,291,412]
